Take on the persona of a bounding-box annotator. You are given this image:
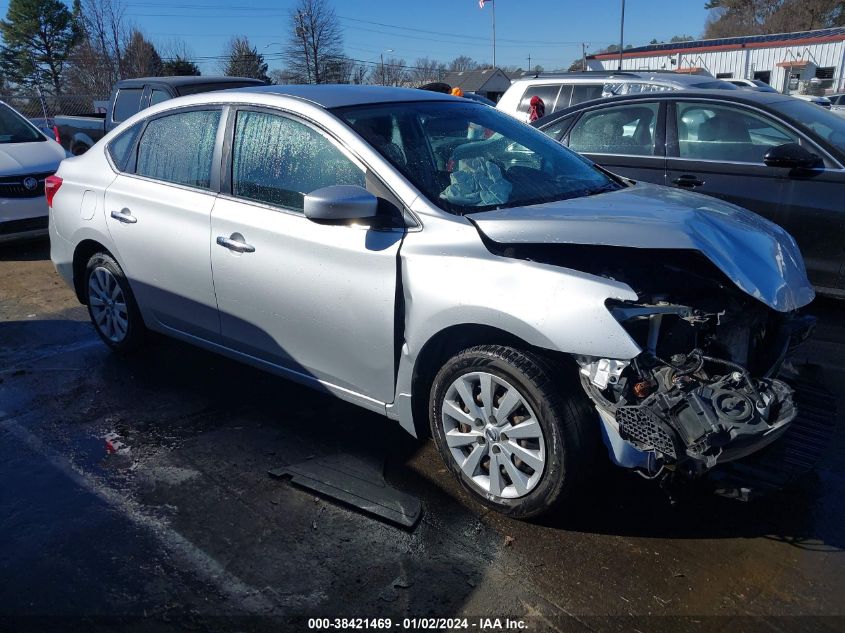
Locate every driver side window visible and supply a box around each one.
[676,102,799,163]
[232,110,365,212]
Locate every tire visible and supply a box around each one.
[429,345,597,519]
[84,252,145,352]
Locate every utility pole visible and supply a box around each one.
[527,54,531,70]
[492,0,496,68]
[581,43,587,71]
[618,0,626,71]
[480,0,496,68]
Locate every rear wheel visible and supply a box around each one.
[85,253,145,352]
[429,345,596,519]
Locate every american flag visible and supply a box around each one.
[479,0,492,7]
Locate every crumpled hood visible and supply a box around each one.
[468,183,814,312]
[0,140,65,175]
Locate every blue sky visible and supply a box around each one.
[2,0,711,74]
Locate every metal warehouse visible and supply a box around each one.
[587,27,845,95]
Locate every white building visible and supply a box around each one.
[587,27,845,95]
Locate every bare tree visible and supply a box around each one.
[372,57,410,86]
[65,0,130,94]
[410,57,446,85]
[702,0,843,38]
[448,55,477,72]
[121,29,162,78]
[285,0,343,83]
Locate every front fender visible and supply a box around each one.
[387,213,641,436]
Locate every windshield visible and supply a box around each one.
[334,101,620,214]
[0,103,44,144]
[770,99,845,154]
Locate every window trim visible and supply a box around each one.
[219,104,418,229]
[105,121,144,174]
[562,100,667,159]
[111,87,146,125]
[120,104,227,194]
[666,97,842,169]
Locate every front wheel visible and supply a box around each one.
[429,345,597,519]
[85,252,145,352]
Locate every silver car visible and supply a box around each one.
[49,85,814,518]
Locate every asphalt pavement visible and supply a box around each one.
[1,239,844,633]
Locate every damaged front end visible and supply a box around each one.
[577,278,814,480]
[468,182,818,482]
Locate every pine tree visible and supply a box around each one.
[223,36,269,83]
[162,56,201,76]
[0,0,80,94]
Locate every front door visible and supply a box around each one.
[564,101,667,184]
[665,99,840,289]
[210,109,403,403]
[104,108,223,339]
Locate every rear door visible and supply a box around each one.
[104,107,224,339]
[562,101,667,184]
[209,108,403,403]
[665,98,841,289]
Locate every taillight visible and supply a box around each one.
[45,175,63,208]
[52,125,61,144]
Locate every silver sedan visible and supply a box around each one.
[49,85,814,517]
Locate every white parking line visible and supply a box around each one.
[0,411,315,616]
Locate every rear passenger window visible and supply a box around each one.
[136,110,221,189]
[107,122,142,171]
[112,89,143,123]
[150,89,170,106]
[569,103,660,156]
[517,85,561,116]
[570,84,604,107]
[232,110,365,212]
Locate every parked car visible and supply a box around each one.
[828,93,845,114]
[54,76,265,155]
[497,70,739,122]
[726,78,779,93]
[791,93,832,109]
[0,100,66,242]
[534,89,845,296]
[462,92,497,106]
[50,86,814,518]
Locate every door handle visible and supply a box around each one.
[110,208,137,224]
[672,175,705,188]
[216,234,255,254]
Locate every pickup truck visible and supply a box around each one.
[54,75,265,155]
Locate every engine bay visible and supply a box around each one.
[575,271,814,480]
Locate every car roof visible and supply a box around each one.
[230,84,461,108]
[509,71,726,88]
[534,89,798,127]
[116,76,266,88]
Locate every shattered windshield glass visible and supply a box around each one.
[334,101,620,214]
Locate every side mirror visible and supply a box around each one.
[763,142,823,170]
[304,185,379,222]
